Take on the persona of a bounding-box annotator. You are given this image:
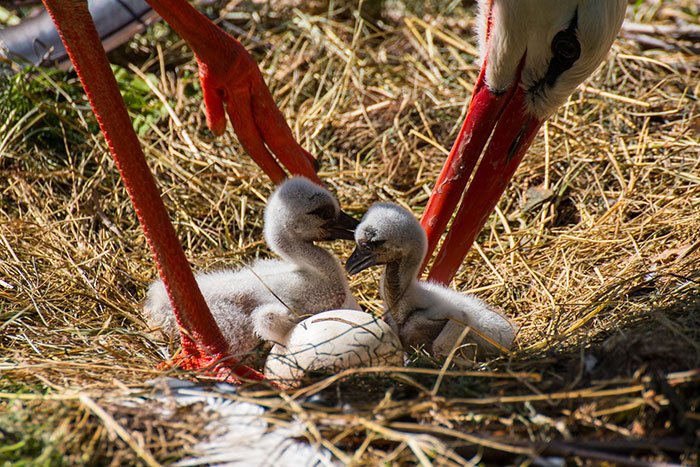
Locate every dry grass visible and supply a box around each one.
[1,0,699,464]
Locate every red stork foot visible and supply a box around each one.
[196,48,321,184]
[159,347,265,384]
[144,0,320,184]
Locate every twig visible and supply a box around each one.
[541,441,682,467]
[622,21,700,41]
[390,422,534,456]
[79,395,161,467]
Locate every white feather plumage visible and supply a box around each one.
[476,0,626,119]
[144,177,360,358]
[352,203,517,359]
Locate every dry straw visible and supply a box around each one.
[1,0,698,464]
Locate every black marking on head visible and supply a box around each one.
[307,192,325,203]
[362,226,378,242]
[309,204,335,221]
[528,8,581,96]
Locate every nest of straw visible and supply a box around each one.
[1,0,699,464]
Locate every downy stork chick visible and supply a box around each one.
[347,203,516,360]
[144,177,361,358]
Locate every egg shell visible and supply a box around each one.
[264,309,404,388]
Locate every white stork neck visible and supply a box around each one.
[380,249,424,325]
[269,232,343,277]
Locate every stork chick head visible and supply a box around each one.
[346,203,427,275]
[264,177,358,244]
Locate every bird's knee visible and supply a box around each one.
[143,280,178,336]
[252,305,298,343]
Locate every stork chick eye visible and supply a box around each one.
[309,205,335,220]
[551,30,580,63]
[366,239,386,249]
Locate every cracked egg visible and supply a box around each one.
[264,309,404,388]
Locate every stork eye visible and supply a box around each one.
[551,31,580,63]
[309,205,335,220]
[365,239,386,249]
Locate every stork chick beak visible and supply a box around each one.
[323,210,360,241]
[345,246,378,275]
[421,57,543,284]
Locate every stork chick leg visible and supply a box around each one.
[145,0,320,184]
[41,0,263,383]
[252,304,298,344]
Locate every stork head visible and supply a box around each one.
[346,203,427,275]
[462,0,627,162]
[477,0,626,120]
[422,0,626,284]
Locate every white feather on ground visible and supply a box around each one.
[118,378,337,467]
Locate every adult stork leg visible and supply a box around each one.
[145,0,320,184]
[41,0,263,382]
[419,65,512,272]
[419,0,624,285]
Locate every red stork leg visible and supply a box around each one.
[145,0,321,184]
[421,56,541,284]
[41,0,263,382]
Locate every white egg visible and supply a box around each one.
[264,309,404,388]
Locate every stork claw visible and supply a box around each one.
[160,345,266,384]
[145,0,320,184]
[196,45,321,184]
[200,51,321,183]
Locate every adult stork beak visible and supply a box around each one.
[421,57,543,284]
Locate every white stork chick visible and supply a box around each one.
[144,177,361,358]
[347,203,516,360]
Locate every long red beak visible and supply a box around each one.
[421,58,542,284]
